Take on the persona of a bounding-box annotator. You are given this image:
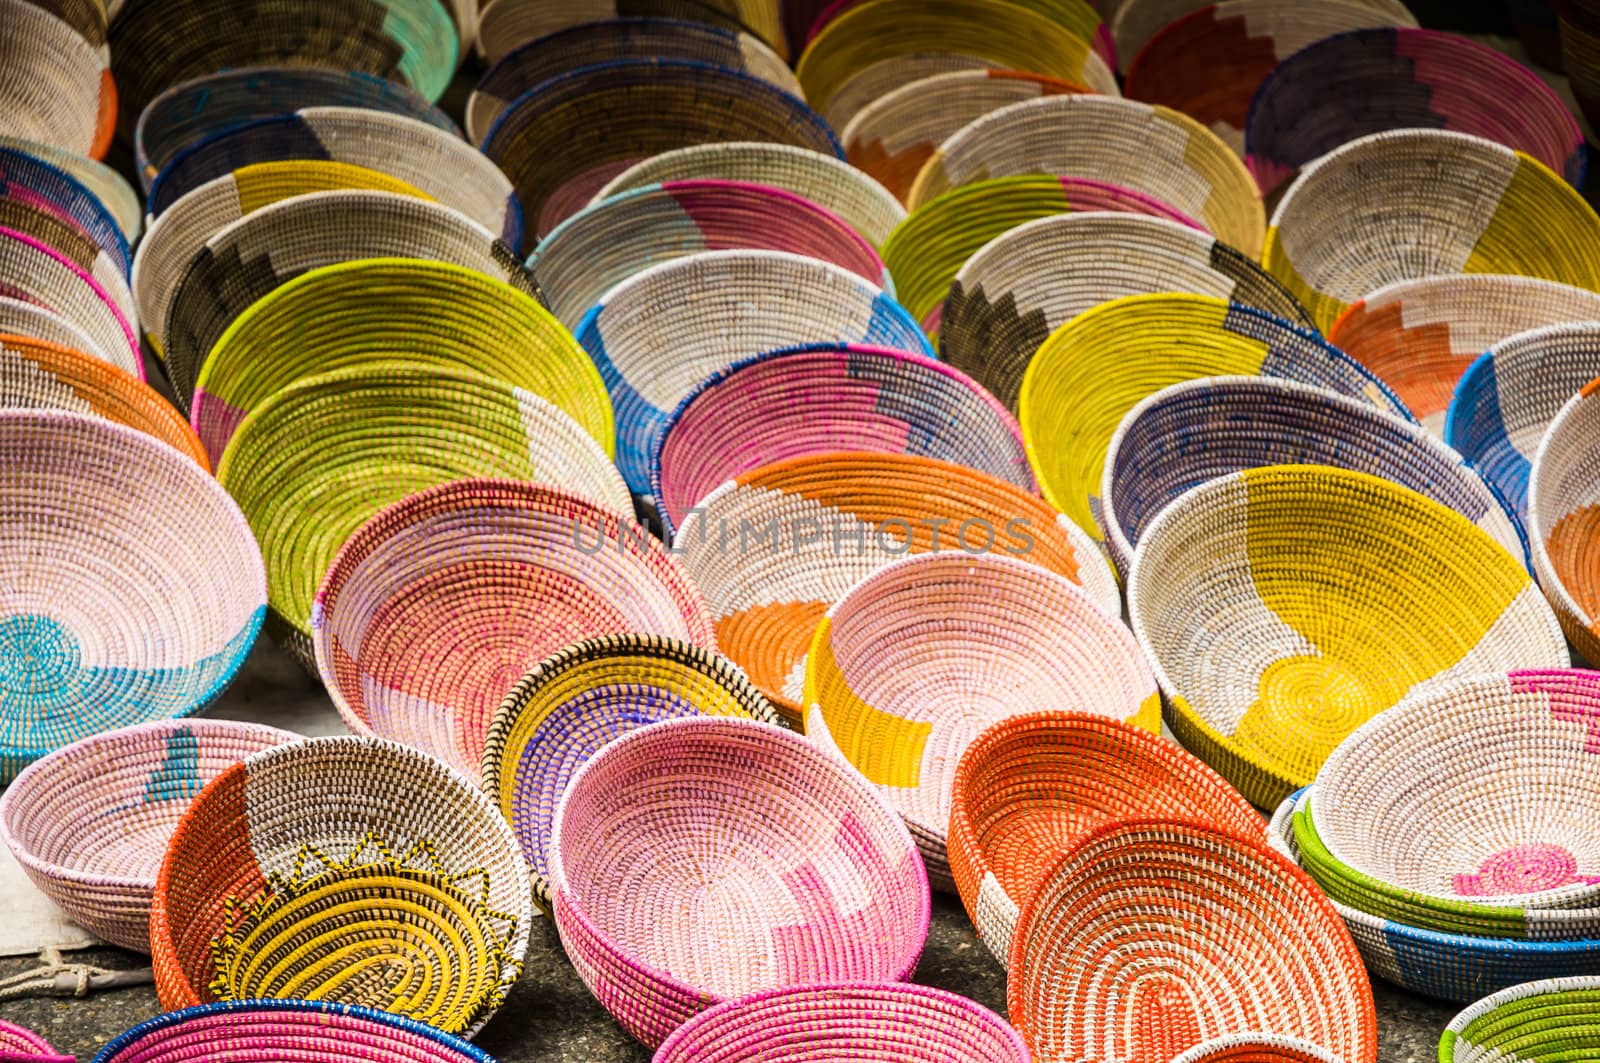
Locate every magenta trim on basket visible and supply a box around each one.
[0,1017,71,1062]
[0,226,141,376]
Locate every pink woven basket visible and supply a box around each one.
[0,1018,70,1063]
[551,716,930,1049]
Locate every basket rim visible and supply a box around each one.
[1529,380,1600,629]
[0,144,131,278]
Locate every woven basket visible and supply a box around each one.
[314,480,713,779]
[467,17,802,144]
[482,634,782,911]
[160,189,536,409]
[943,214,1310,414]
[803,0,1116,61]
[910,95,1265,258]
[1332,276,1600,435]
[1009,820,1376,1063]
[804,552,1158,889]
[652,342,1032,539]
[841,69,1091,203]
[0,295,107,363]
[133,161,433,359]
[0,411,266,784]
[25,0,107,53]
[576,248,931,494]
[1264,130,1600,334]
[151,735,532,1037]
[1446,322,1600,527]
[551,716,930,1049]
[1128,465,1569,810]
[1018,293,1407,546]
[191,257,611,466]
[1562,6,1600,135]
[1103,375,1526,578]
[483,59,840,241]
[0,145,128,278]
[1171,1036,1350,1063]
[474,0,786,65]
[0,195,133,338]
[795,0,1118,131]
[136,66,459,191]
[1126,1,1420,158]
[532,179,891,330]
[1530,381,1600,664]
[883,175,1206,334]
[673,452,1119,726]
[594,142,905,248]
[1441,977,1600,1061]
[92,1001,496,1063]
[0,134,140,242]
[217,364,630,670]
[0,720,295,951]
[1109,0,1415,72]
[0,0,113,158]
[0,1019,68,1063]
[0,225,138,375]
[0,333,208,468]
[653,983,1031,1062]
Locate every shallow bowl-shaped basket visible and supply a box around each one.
[674,453,1119,726]
[909,94,1265,256]
[191,257,611,466]
[577,248,930,494]
[467,17,801,144]
[1264,130,1600,333]
[1128,465,1569,810]
[314,480,713,778]
[943,213,1310,412]
[0,134,140,243]
[653,983,1031,1062]
[1103,375,1526,577]
[802,0,1115,62]
[1109,0,1414,72]
[551,716,930,1048]
[1331,276,1600,435]
[483,59,840,240]
[1531,381,1600,663]
[532,179,890,330]
[217,364,630,670]
[949,711,1264,967]
[0,225,138,375]
[0,1018,68,1063]
[652,343,1032,538]
[1009,819,1376,1063]
[0,196,134,341]
[1447,322,1600,525]
[151,736,534,1038]
[0,411,267,783]
[473,0,786,66]
[1440,976,1600,1061]
[1019,293,1408,546]
[804,552,1158,888]
[161,189,536,407]
[0,146,128,277]
[483,635,782,910]
[1171,1035,1351,1063]
[136,66,459,190]
[23,0,107,56]
[0,0,114,158]
[0,720,295,950]
[0,295,108,363]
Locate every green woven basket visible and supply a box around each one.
[1440,976,1600,1061]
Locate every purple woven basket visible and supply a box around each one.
[0,1018,70,1063]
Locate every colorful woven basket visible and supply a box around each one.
[1008,820,1377,1063]
[1447,323,1600,526]
[135,66,459,190]
[804,553,1158,887]
[151,735,533,1037]
[0,0,113,158]
[25,0,107,54]
[216,364,630,670]
[1018,293,1407,545]
[0,295,106,363]
[0,146,128,278]
[943,213,1310,413]
[653,983,1031,1062]
[576,248,931,494]
[532,179,891,329]
[949,711,1260,967]
[0,195,133,342]
[672,453,1118,726]
[483,59,841,240]
[804,0,1116,60]
[882,175,1206,333]
[909,94,1265,257]
[1440,977,1600,1061]
[1125,0,1419,157]
[1530,381,1600,664]
[0,720,295,951]
[1127,465,1569,810]
[1110,0,1415,71]
[0,134,140,243]
[467,17,802,144]
[841,69,1091,203]
[92,1001,498,1063]
[1103,376,1526,578]
[550,716,930,1049]
[651,343,1033,538]
[314,480,714,779]
[0,1018,69,1063]
[1172,1035,1351,1063]
[0,411,266,784]
[482,634,782,910]
[1331,276,1600,435]
[160,189,535,408]
[190,257,611,466]
[474,0,787,65]
[1264,130,1600,333]
[595,142,905,248]
[0,225,139,375]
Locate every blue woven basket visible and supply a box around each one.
[0,147,129,278]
